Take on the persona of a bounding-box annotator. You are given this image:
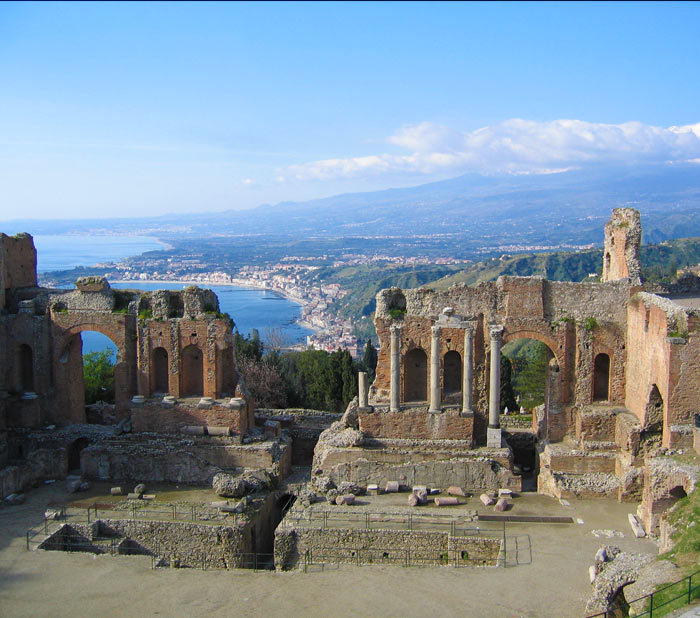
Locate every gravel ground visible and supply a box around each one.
[0,484,660,618]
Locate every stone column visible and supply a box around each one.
[429,324,441,413]
[487,325,504,448]
[390,324,401,412]
[358,371,369,408]
[462,323,474,415]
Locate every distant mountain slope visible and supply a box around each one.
[4,163,700,254]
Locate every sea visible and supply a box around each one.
[33,235,312,354]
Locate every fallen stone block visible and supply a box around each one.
[127,493,142,500]
[407,493,419,507]
[595,547,608,563]
[494,498,509,512]
[480,493,495,506]
[498,488,513,498]
[207,426,230,436]
[211,500,229,508]
[181,425,205,435]
[79,481,90,492]
[434,496,459,507]
[589,565,597,584]
[264,420,282,437]
[141,494,155,501]
[429,488,441,495]
[5,493,25,505]
[134,483,146,495]
[110,487,125,496]
[447,486,466,497]
[385,481,399,493]
[335,494,355,506]
[628,513,646,538]
[66,478,82,493]
[414,489,428,505]
[367,484,379,495]
[44,508,61,519]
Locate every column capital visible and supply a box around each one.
[431,324,441,336]
[489,324,504,340]
[390,323,402,335]
[461,320,477,335]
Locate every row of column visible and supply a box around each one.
[388,322,504,432]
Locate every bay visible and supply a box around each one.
[33,234,167,273]
[30,234,312,354]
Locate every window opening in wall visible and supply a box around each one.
[443,350,462,402]
[404,348,427,402]
[593,353,610,401]
[152,347,169,394]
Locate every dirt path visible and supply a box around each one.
[0,486,660,618]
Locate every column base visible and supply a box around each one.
[487,426,502,448]
[460,409,474,418]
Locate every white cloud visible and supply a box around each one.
[287,119,700,181]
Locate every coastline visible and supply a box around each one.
[110,278,323,335]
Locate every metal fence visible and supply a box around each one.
[44,501,238,526]
[586,568,700,618]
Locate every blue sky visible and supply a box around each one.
[1,1,700,220]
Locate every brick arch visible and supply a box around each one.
[51,313,137,424]
[502,327,564,370]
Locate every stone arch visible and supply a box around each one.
[151,347,169,394]
[52,319,134,424]
[443,350,462,396]
[645,384,664,432]
[181,344,204,397]
[593,353,610,401]
[404,348,428,402]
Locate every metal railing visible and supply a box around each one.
[45,501,238,526]
[586,568,700,618]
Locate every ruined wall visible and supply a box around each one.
[131,401,249,435]
[0,233,37,308]
[602,208,642,284]
[313,441,520,490]
[358,407,473,441]
[275,526,501,569]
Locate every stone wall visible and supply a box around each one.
[313,440,520,490]
[359,407,473,441]
[274,526,501,569]
[131,400,249,435]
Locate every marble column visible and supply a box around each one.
[462,323,474,415]
[358,371,368,408]
[487,325,504,447]
[390,324,401,412]
[429,324,441,412]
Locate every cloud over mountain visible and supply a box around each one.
[287,119,700,181]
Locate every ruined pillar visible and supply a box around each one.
[358,371,369,408]
[488,325,504,448]
[429,324,441,413]
[462,322,474,415]
[390,324,401,412]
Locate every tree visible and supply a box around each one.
[237,357,287,409]
[83,349,115,404]
[362,340,378,383]
[234,328,264,362]
[500,356,518,413]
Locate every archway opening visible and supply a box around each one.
[81,332,117,405]
[17,344,34,392]
[670,485,687,500]
[181,344,204,397]
[593,353,610,401]
[151,347,169,394]
[443,350,462,401]
[404,348,428,402]
[68,437,90,472]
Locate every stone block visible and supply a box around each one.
[181,425,205,435]
[367,483,380,495]
[447,486,466,497]
[487,427,502,448]
[207,426,230,436]
[434,496,459,506]
[110,487,125,496]
[480,493,495,506]
[498,488,513,498]
[408,493,419,507]
[494,498,509,512]
[628,513,646,538]
[385,480,399,493]
[127,493,142,500]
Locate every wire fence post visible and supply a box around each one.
[649,592,653,618]
[689,574,693,603]
[26,531,30,551]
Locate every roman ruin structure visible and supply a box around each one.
[3,209,700,584]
